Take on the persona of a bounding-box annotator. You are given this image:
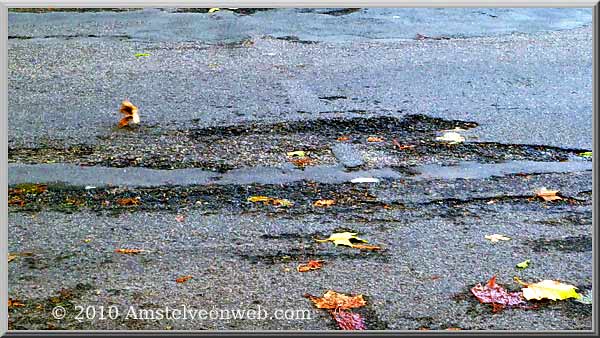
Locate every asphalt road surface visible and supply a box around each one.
[7,8,593,331]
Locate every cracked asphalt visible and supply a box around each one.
[7,8,593,331]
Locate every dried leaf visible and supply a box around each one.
[290,158,315,167]
[392,139,415,150]
[118,101,140,128]
[516,259,530,269]
[314,199,336,207]
[8,298,25,308]
[514,277,581,301]
[350,243,382,251]
[305,290,367,310]
[337,136,350,142]
[8,196,25,207]
[470,276,525,312]
[8,254,17,263]
[114,248,144,254]
[116,197,141,206]
[176,275,193,283]
[485,234,511,243]
[315,232,368,248]
[367,136,384,142]
[247,196,294,207]
[535,188,562,202]
[332,310,367,330]
[436,131,465,144]
[297,260,324,272]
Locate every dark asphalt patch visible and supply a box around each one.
[527,236,592,253]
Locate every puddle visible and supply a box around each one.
[415,160,591,180]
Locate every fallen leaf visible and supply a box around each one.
[297,260,324,272]
[8,254,17,263]
[247,196,294,207]
[579,151,592,158]
[83,238,92,243]
[304,290,367,310]
[176,275,193,283]
[314,199,336,207]
[290,158,315,167]
[116,197,141,206]
[446,328,462,331]
[516,259,530,269]
[175,215,185,222]
[332,310,367,330]
[470,276,525,312]
[514,277,581,301]
[8,298,25,308]
[367,136,384,142]
[337,136,350,142]
[271,198,294,207]
[287,150,306,158]
[486,200,497,205]
[350,177,380,184]
[315,232,368,248]
[118,101,140,128]
[8,196,25,207]
[435,131,465,144]
[350,243,382,251]
[392,139,415,150]
[485,234,511,243]
[208,8,220,13]
[134,53,150,58]
[114,248,144,254]
[535,188,562,202]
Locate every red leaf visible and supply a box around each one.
[331,310,367,330]
[470,275,525,312]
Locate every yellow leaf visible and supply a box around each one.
[208,8,220,13]
[247,196,272,203]
[314,199,336,207]
[287,150,306,158]
[516,278,581,301]
[8,254,17,263]
[485,234,511,243]
[315,232,368,247]
[271,198,294,207]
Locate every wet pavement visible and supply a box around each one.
[7,8,593,331]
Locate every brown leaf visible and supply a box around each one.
[114,248,144,254]
[290,158,315,167]
[332,310,367,330]
[305,290,367,310]
[116,197,141,206]
[8,298,25,308]
[118,116,133,128]
[8,254,17,263]
[470,276,525,312]
[535,188,562,202]
[119,100,138,116]
[313,199,336,207]
[297,260,324,272]
[176,275,193,283]
[8,196,25,207]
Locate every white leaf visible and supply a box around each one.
[350,177,380,183]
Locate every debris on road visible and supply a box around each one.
[118,101,140,128]
[114,248,144,254]
[350,177,380,183]
[516,259,531,269]
[435,131,465,144]
[176,275,193,283]
[297,260,324,272]
[471,276,526,312]
[535,187,562,202]
[514,277,581,301]
[485,234,511,243]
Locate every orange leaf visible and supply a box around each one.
[114,248,144,254]
[313,199,336,207]
[8,298,25,308]
[116,197,141,206]
[8,196,25,207]
[367,136,384,142]
[176,275,193,283]
[535,188,562,202]
[297,260,324,272]
[351,243,382,251]
[118,116,133,128]
[290,158,315,167]
[337,136,350,142]
[305,290,367,310]
[119,100,138,116]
